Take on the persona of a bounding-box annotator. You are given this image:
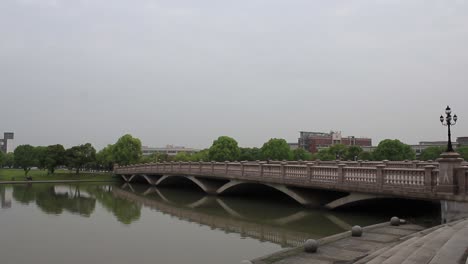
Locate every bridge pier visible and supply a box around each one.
[441,200,468,223]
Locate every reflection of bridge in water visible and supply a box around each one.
[115,183,372,247]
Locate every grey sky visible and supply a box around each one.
[1,0,467,150]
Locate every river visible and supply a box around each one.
[0,182,439,264]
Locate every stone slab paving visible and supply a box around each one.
[252,220,468,264]
[252,222,426,264]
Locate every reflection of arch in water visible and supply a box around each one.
[118,184,356,246]
[114,186,312,247]
[123,184,333,225]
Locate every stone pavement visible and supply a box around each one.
[252,219,468,264]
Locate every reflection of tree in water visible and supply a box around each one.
[12,184,39,204]
[86,186,141,225]
[12,184,96,217]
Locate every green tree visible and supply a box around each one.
[45,144,66,174]
[291,148,313,161]
[208,136,240,161]
[373,139,415,161]
[260,138,291,161]
[173,152,191,161]
[457,147,468,161]
[316,149,336,161]
[65,143,96,174]
[345,146,363,161]
[358,151,374,161]
[190,149,209,162]
[96,144,115,171]
[34,146,48,170]
[0,151,4,167]
[14,144,37,176]
[420,146,445,161]
[328,144,348,160]
[239,147,262,161]
[112,134,142,165]
[4,153,14,168]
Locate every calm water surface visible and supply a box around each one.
[0,183,439,264]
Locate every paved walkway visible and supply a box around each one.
[252,219,468,264]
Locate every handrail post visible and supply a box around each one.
[383,160,389,167]
[188,161,192,174]
[412,160,420,168]
[436,152,463,194]
[457,166,468,195]
[376,164,386,189]
[225,161,229,176]
[281,162,287,183]
[337,163,346,184]
[424,165,436,192]
[357,160,363,167]
[240,161,246,178]
[306,162,314,182]
[259,161,266,179]
[211,161,215,175]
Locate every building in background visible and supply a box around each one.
[457,137,468,147]
[411,137,468,157]
[142,145,200,156]
[298,131,372,153]
[0,132,14,153]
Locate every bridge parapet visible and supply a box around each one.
[115,158,468,201]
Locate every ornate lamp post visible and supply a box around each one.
[440,106,458,152]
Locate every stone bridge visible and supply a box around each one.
[114,153,468,211]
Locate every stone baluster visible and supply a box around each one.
[315,159,321,166]
[187,161,191,173]
[225,161,229,175]
[337,163,346,184]
[424,165,436,191]
[211,161,215,175]
[376,164,386,189]
[199,161,203,174]
[357,160,363,167]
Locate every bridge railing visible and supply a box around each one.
[115,161,468,197]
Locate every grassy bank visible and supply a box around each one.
[0,169,116,182]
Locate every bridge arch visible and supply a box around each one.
[155,175,219,194]
[217,181,315,207]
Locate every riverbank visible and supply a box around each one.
[0,168,116,183]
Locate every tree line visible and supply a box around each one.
[0,134,142,176]
[148,137,468,163]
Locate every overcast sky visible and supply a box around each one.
[1,0,467,150]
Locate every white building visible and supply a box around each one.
[142,145,200,156]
